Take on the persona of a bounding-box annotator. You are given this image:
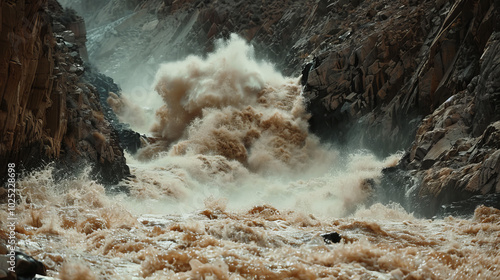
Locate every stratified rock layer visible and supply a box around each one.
[0,0,129,184]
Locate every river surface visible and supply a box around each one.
[3,36,500,280]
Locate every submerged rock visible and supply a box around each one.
[0,247,47,280]
[437,193,500,218]
[321,232,342,244]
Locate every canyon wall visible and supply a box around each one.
[0,0,129,184]
[301,0,499,216]
[303,0,498,153]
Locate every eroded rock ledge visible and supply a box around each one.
[0,0,129,184]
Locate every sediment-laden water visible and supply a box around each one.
[2,36,499,279]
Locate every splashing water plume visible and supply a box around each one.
[4,35,500,279]
[117,34,395,217]
[151,34,286,141]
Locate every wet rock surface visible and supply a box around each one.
[82,65,143,154]
[303,0,497,153]
[402,30,500,217]
[321,232,342,244]
[0,244,49,280]
[0,0,130,185]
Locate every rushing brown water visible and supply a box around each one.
[2,36,500,279]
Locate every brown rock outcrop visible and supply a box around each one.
[402,30,500,216]
[299,0,499,216]
[303,0,497,154]
[0,0,129,184]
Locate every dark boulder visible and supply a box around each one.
[321,232,342,244]
[0,248,47,280]
[15,252,46,279]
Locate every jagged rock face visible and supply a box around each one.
[0,0,129,184]
[82,66,143,154]
[404,31,500,217]
[303,0,497,154]
[300,0,499,216]
[303,0,437,153]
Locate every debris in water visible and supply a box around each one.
[321,232,342,244]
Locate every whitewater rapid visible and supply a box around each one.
[109,35,401,217]
[3,35,500,279]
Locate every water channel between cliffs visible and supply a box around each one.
[9,35,500,280]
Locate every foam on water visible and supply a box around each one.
[4,171,500,279]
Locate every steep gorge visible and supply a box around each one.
[65,0,500,216]
[1,0,499,213]
[1,1,500,278]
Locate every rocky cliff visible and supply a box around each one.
[300,0,499,216]
[56,0,499,216]
[0,0,129,184]
[59,0,372,90]
[401,30,500,217]
[303,0,497,152]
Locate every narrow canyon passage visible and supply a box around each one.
[1,0,499,279]
[6,35,500,280]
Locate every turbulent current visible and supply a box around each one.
[3,36,500,279]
